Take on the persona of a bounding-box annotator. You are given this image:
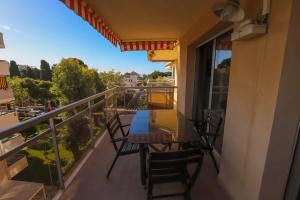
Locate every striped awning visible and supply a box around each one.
[0,76,8,90]
[120,41,176,52]
[60,0,120,46]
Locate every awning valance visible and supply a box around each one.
[60,0,120,46]
[120,41,176,52]
[0,76,8,90]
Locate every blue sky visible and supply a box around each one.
[0,0,168,74]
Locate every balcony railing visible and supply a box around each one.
[0,86,177,199]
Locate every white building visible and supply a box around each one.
[124,71,139,87]
[0,32,28,180]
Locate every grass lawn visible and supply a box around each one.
[13,143,74,186]
[13,126,103,185]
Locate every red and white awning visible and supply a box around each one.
[60,0,120,46]
[0,76,8,90]
[120,41,176,52]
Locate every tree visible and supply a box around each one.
[90,69,105,93]
[40,60,52,80]
[32,67,41,79]
[8,77,54,106]
[51,58,100,159]
[146,70,172,79]
[20,66,36,79]
[99,70,123,89]
[52,58,96,104]
[8,77,29,106]
[9,60,20,77]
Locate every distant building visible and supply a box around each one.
[124,71,139,87]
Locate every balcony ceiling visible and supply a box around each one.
[86,0,217,41]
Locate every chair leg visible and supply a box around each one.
[208,150,219,173]
[184,192,191,200]
[147,183,153,200]
[106,153,120,178]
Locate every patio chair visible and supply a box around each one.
[189,110,223,173]
[105,113,141,178]
[147,148,204,200]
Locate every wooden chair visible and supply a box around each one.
[147,148,204,200]
[106,113,141,178]
[190,110,223,173]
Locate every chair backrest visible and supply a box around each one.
[106,113,125,151]
[149,148,204,188]
[202,109,223,146]
[204,110,223,133]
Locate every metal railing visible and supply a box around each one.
[0,86,177,198]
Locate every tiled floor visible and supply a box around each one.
[59,115,230,200]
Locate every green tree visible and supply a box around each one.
[32,67,41,79]
[40,60,52,80]
[8,77,30,106]
[9,77,54,106]
[90,69,105,93]
[52,58,100,159]
[20,66,36,79]
[146,70,172,79]
[9,60,20,77]
[52,58,95,104]
[99,70,123,89]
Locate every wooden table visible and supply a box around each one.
[128,109,200,185]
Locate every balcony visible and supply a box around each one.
[59,114,229,200]
[0,86,229,199]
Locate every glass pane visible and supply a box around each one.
[56,112,93,180]
[211,31,232,153]
[192,41,214,121]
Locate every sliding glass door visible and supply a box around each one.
[193,31,232,154]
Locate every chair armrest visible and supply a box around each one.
[203,132,219,136]
[120,124,131,128]
[110,137,128,143]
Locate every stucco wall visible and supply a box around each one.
[177,0,295,199]
[218,0,293,199]
[259,0,300,198]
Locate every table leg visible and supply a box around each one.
[139,144,146,185]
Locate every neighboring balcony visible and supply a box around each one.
[0,112,19,130]
[0,88,15,104]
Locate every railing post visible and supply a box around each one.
[104,93,108,119]
[49,118,65,189]
[87,101,93,125]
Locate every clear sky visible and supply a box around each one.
[0,0,168,75]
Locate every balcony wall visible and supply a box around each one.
[0,88,14,104]
[7,155,28,178]
[0,112,19,130]
[177,0,297,199]
[0,134,23,153]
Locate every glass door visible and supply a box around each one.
[193,30,232,154]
